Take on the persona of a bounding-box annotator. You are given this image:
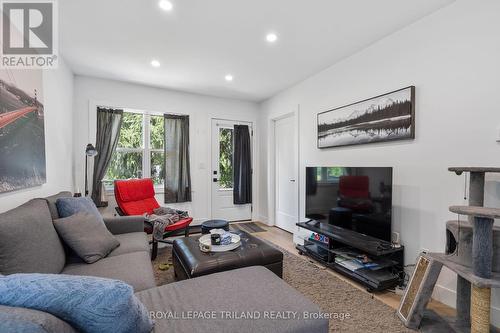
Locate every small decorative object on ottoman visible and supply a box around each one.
[199,230,241,253]
[201,219,229,234]
[173,230,283,280]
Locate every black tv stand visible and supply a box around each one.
[296,221,404,292]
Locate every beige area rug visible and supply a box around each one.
[152,242,412,333]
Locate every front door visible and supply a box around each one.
[211,119,252,221]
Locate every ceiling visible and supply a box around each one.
[60,0,453,102]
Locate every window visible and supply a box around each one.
[103,110,165,188]
[218,127,233,189]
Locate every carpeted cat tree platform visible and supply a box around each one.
[398,167,500,333]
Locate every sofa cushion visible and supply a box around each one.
[62,251,156,292]
[53,213,120,264]
[0,199,66,275]
[136,266,329,333]
[0,305,77,333]
[42,192,73,220]
[108,232,150,257]
[55,197,103,222]
[0,312,49,333]
[0,274,153,333]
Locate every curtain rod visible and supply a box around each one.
[95,104,187,117]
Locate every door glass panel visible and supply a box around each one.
[151,151,165,186]
[219,127,233,189]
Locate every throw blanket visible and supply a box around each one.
[0,274,154,333]
[146,207,189,240]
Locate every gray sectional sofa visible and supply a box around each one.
[0,192,329,333]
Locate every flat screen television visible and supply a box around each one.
[305,167,393,242]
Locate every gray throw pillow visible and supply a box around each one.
[53,213,120,264]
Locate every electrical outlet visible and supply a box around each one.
[395,286,406,296]
[391,231,400,245]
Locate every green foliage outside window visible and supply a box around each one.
[150,115,164,149]
[149,115,165,186]
[219,128,233,189]
[150,151,165,185]
[104,152,143,187]
[118,113,143,148]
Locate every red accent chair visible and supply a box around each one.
[114,178,193,260]
[337,175,374,213]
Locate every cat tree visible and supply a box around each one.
[399,167,500,333]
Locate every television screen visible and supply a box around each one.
[305,167,393,242]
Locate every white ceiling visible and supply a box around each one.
[60,0,453,102]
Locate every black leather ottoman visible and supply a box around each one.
[172,230,283,280]
[200,219,229,234]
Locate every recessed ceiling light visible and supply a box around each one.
[158,0,173,11]
[225,74,233,82]
[266,33,278,43]
[151,59,161,67]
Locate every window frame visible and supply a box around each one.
[103,108,166,193]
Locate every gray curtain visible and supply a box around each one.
[233,125,252,204]
[164,114,191,203]
[91,107,123,206]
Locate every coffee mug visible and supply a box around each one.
[199,242,211,253]
[211,233,221,245]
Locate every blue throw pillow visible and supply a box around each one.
[56,197,102,222]
[0,274,154,333]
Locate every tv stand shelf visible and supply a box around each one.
[297,222,400,256]
[296,221,404,292]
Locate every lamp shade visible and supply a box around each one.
[85,143,98,157]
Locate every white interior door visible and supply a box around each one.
[211,119,252,221]
[275,115,298,233]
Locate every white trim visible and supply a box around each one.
[209,117,256,221]
[258,215,269,224]
[269,109,300,228]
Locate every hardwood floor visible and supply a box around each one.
[247,221,456,317]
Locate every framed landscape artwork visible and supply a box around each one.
[0,69,46,193]
[317,86,415,148]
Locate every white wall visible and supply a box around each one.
[259,0,500,324]
[0,59,75,212]
[73,76,260,223]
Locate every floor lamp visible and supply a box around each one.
[85,143,98,196]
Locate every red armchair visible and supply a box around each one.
[114,178,193,260]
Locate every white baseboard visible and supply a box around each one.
[258,215,269,224]
[433,284,500,328]
[191,218,210,226]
